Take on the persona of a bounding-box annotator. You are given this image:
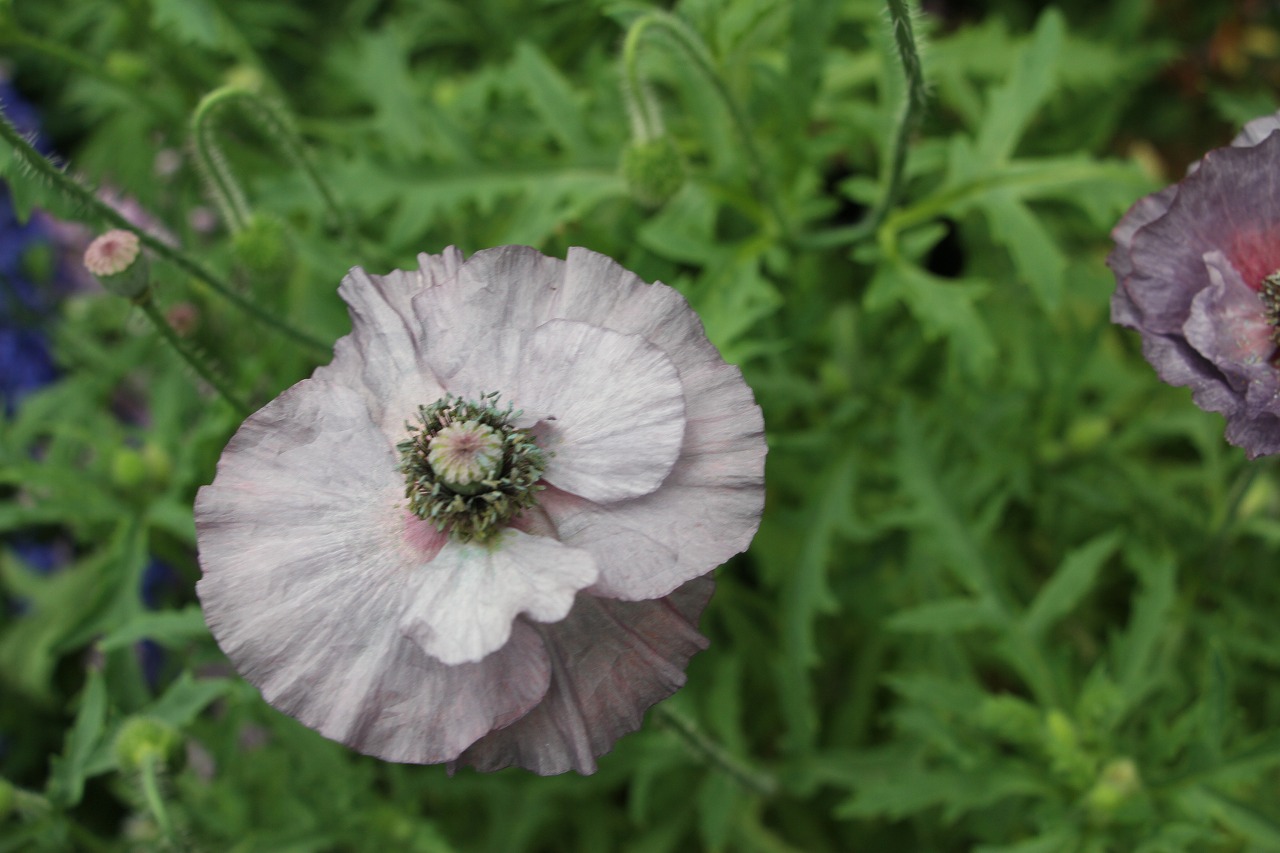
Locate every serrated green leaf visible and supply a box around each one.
[1177,786,1280,848]
[46,667,107,808]
[1112,547,1177,719]
[1022,531,1121,638]
[511,42,591,158]
[146,672,232,727]
[1199,641,1230,758]
[151,0,227,48]
[0,550,114,702]
[696,771,740,852]
[838,764,1048,823]
[97,605,210,652]
[865,262,996,378]
[975,829,1081,853]
[981,192,1066,310]
[893,404,999,600]
[887,598,1004,634]
[974,8,1064,165]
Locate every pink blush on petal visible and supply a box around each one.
[402,511,447,561]
[1226,228,1280,291]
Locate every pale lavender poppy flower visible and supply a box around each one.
[194,246,766,774]
[1110,110,1280,458]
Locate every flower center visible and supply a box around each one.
[397,393,546,544]
[427,421,503,494]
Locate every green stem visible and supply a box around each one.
[1207,459,1273,572]
[802,0,927,249]
[0,26,178,120]
[138,298,252,416]
[0,112,330,355]
[190,91,253,234]
[653,704,778,797]
[138,756,176,845]
[622,11,788,238]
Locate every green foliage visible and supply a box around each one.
[2,0,1279,850]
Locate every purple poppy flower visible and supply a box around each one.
[1110,110,1280,458]
[194,246,766,774]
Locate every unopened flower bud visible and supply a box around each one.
[84,230,149,301]
[1043,709,1095,788]
[105,51,149,85]
[621,136,685,208]
[111,443,173,496]
[1085,757,1142,818]
[232,213,294,281]
[113,717,180,772]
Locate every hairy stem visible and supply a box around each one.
[192,87,358,247]
[653,703,779,797]
[803,0,928,249]
[622,11,788,237]
[138,756,177,846]
[0,111,329,354]
[138,298,252,416]
[190,91,254,234]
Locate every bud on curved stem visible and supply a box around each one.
[191,86,358,248]
[619,10,787,235]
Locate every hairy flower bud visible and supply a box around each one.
[113,717,180,772]
[621,136,685,208]
[231,213,294,281]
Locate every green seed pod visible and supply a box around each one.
[232,213,295,282]
[113,717,181,773]
[621,136,685,208]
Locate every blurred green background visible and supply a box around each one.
[4,0,1280,850]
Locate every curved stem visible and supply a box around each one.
[620,25,664,141]
[0,112,330,354]
[190,91,253,234]
[192,87,359,248]
[138,297,252,416]
[802,0,928,249]
[653,703,779,797]
[623,11,788,238]
[138,756,176,845]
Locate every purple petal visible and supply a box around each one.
[455,574,714,775]
[1183,252,1274,385]
[1231,110,1280,148]
[1125,134,1280,336]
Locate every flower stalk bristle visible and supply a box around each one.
[398,393,546,543]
